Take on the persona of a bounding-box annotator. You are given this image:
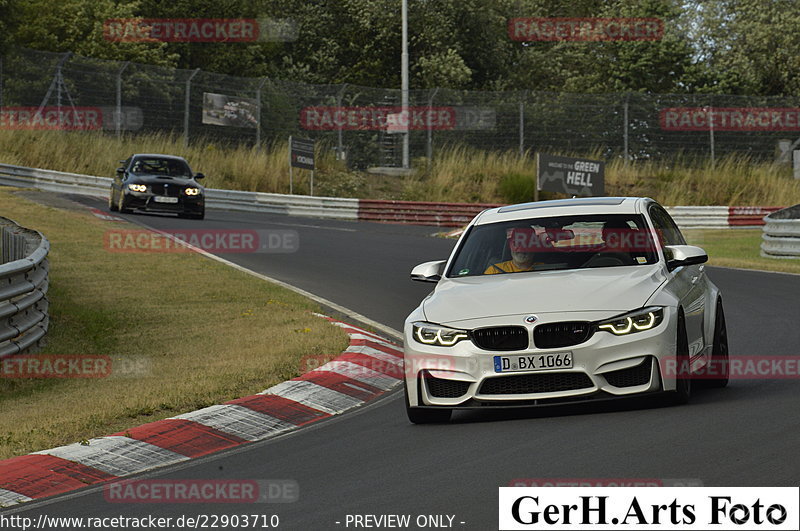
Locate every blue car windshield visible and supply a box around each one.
[447,214,659,277]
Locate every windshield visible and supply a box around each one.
[447,214,658,277]
[130,158,192,177]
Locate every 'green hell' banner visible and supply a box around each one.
[537,153,605,197]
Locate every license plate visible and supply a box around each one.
[153,196,178,203]
[493,352,573,373]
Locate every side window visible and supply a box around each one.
[649,205,686,247]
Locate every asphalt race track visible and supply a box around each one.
[5,198,800,529]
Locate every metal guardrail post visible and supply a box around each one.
[336,84,348,161]
[184,68,200,149]
[623,93,629,161]
[426,88,439,167]
[519,90,527,158]
[256,77,269,148]
[115,61,130,139]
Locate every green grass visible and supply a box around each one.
[684,229,800,275]
[0,188,349,459]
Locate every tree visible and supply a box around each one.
[9,0,178,66]
[685,0,800,95]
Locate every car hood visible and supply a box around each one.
[423,265,666,325]
[129,174,198,186]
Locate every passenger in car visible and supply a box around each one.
[484,227,549,274]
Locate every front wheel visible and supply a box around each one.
[667,312,692,405]
[108,189,118,212]
[699,299,729,388]
[117,192,132,214]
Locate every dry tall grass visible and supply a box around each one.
[1,130,798,206]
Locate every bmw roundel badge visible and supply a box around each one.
[525,315,538,324]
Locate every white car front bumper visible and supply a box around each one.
[403,308,680,408]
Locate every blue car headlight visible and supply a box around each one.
[597,307,665,336]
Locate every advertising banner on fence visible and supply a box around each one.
[202,93,257,128]
[537,153,605,197]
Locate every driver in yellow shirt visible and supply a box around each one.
[484,227,547,274]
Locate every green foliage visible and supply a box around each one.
[11,0,177,66]
[2,0,797,96]
[684,0,800,95]
[498,172,536,203]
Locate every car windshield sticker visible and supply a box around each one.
[636,256,647,264]
[458,268,470,275]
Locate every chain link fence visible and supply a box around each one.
[2,47,799,169]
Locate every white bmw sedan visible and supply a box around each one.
[404,197,729,423]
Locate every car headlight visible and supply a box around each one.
[597,307,665,336]
[184,187,201,196]
[127,184,147,192]
[412,322,469,347]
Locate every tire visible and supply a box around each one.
[117,192,132,214]
[699,299,729,388]
[668,311,692,405]
[405,382,452,424]
[108,189,118,212]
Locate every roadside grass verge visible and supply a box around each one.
[1,130,799,206]
[684,229,800,275]
[0,189,349,459]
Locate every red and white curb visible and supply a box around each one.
[0,316,403,507]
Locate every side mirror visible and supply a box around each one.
[194,173,205,180]
[664,245,708,272]
[410,260,446,283]
[116,167,125,175]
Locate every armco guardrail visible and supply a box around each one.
[0,216,49,357]
[0,163,359,220]
[0,162,782,229]
[729,206,785,227]
[761,205,800,259]
[665,206,729,229]
[359,199,500,227]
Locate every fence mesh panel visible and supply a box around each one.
[2,47,798,168]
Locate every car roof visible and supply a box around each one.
[474,197,653,225]
[130,153,189,162]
